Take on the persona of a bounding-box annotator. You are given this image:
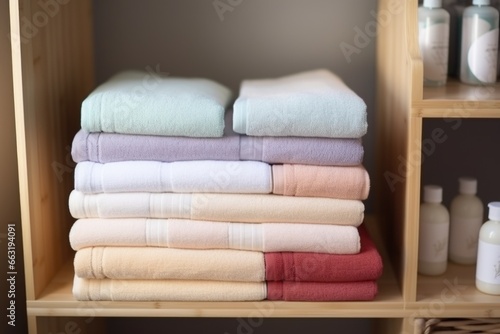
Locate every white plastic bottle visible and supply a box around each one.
[459,0,499,85]
[418,185,450,276]
[419,0,451,86]
[449,177,484,265]
[476,202,500,295]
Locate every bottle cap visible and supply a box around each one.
[424,185,443,203]
[424,0,443,8]
[488,202,500,221]
[459,177,477,195]
[473,0,491,5]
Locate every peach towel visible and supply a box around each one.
[273,164,369,200]
[73,276,266,301]
[74,247,265,281]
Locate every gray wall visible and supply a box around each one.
[93,0,378,332]
[93,0,378,213]
[421,118,500,215]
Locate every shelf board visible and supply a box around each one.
[412,262,500,317]
[26,219,406,318]
[412,79,500,118]
[27,264,404,318]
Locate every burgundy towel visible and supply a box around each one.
[266,281,378,301]
[265,226,382,282]
[71,130,363,166]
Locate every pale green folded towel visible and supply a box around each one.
[81,71,232,137]
[233,69,367,138]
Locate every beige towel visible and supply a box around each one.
[70,218,360,254]
[69,191,364,225]
[273,164,370,200]
[73,276,266,301]
[74,247,265,281]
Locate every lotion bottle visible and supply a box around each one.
[419,0,451,86]
[418,185,450,276]
[449,177,484,265]
[459,0,499,85]
[476,202,500,295]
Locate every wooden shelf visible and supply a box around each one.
[412,79,500,118]
[27,260,404,318]
[413,263,500,317]
[27,217,405,318]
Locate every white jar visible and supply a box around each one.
[418,185,450,276]
[476,202,500,295]
[449,177,484,264]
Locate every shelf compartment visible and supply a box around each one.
[413,263,500,317]
[27,261,404,318]
[26,218,406,318]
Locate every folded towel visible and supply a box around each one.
[81,71,232,137]
[266,281,378,301]
[233,69,367,138]
[74,247,265,281]
[75,160,272,194]
[71,129,364,166]
[265,226,382,282]
[273,164,370,200]
[69,191,364,226]
[69,218,361,254]
[73,276,266,301]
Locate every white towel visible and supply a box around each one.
[74,160,272,194]
[74,247,265,281]
[68,191,364,226]
[73,276,266,301]
[69,218,361,254]
[233,69,367,138]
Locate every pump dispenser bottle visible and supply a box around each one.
[419,0,451,86]
[459,0,499,85]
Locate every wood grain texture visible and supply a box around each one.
[12,0,500,332]
[10,0,94,301]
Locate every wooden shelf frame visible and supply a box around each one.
[12,0,500,332]
[11,1,407,332]
[378,0,500,322]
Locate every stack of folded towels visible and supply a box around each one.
[68,69,383,302]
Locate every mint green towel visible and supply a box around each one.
[81,71,232,137]
[233,69,367,138]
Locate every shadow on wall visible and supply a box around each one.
[106,317,373,334]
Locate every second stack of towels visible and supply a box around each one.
[68,69,382,302]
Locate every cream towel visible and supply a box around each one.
[69,191,364,226]
[73,276,266,301]
[69,218,361,254]
[74,247,265,281]
[75,160,272,194]
[272,164,370,200]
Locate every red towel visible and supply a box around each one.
[266,281,378,301]
[265,225,382,282]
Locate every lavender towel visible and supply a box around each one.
[71,130,363,166]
